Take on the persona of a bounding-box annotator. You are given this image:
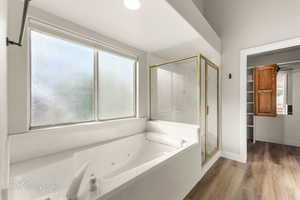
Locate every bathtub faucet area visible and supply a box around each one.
[66,162,90,200]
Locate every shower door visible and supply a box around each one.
[149,55,219,164]
[205,62,219,160]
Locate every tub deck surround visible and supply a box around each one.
[8,135,196,200]
[146,120,200,143]
[10,118,147,164]
[8,121,200,200]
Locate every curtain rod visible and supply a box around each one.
[6,0,32,47]
[278,60,300,71]
[278,60,300,66]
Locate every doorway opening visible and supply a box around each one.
[240,37,300,162]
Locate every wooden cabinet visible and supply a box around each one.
[254,65,278,116]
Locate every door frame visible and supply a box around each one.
[240,37,300,163]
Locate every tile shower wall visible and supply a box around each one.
[150,57,198,125]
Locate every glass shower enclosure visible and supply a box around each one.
[149,55,219,164]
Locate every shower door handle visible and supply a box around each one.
[206,105,209,115]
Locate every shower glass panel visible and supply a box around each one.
[150,55,219,165]
[206,63,219,157]
[150,57,198,125]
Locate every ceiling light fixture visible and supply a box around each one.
[124,0,141,10]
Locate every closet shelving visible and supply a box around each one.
[247,66,256,143]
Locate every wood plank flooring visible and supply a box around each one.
[184,142,300,200]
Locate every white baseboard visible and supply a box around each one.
[255,137,282,145]
[284,140,300,148]
[256,138,300,148]
[221,151,246,163]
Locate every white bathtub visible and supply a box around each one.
[8,132,196,200]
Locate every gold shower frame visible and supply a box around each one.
[149,54,220,164]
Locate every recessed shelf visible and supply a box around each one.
[247,69,256,143]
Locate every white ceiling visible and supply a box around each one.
[29,0,200,53]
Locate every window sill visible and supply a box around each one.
[12,117,147,136]
[277,114,288,116]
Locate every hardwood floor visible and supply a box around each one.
[185,142,300,200]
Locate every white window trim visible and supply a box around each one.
[27,19,139,131]
[277,71,288,115]
[28,17,140,59]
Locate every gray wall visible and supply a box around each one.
[0,0,8,194]
[204,0,300,155]
[284,70,300,146]
[167,0,221,53]
[248,48,300,67]
[192,0,205,15]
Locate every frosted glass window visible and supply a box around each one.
[277,71,288,115]
[98,51,136,120]
[31,31,94,127]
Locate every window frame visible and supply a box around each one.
[276,71,288,115]
[28,26,138,130]
[97,50,137,121]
